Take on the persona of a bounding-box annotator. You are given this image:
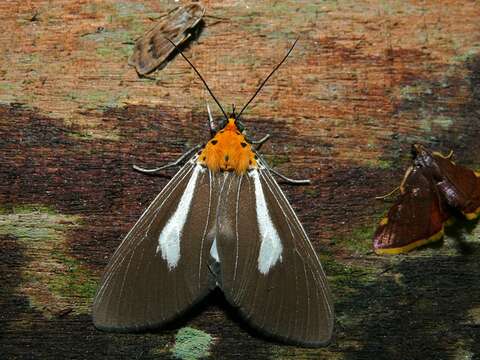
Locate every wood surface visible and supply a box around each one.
[1,0,479,359]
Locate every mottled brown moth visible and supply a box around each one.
[129,3,205,75]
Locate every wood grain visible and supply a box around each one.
[1,1,479,359]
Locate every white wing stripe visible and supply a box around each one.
[95,162,196,301]
[259,168,333,316]
[210,237,220,262]
[250,169,283,274]
[157,164,202,269]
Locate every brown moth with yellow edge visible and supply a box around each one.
[93,39,334,347]
[129,3,205,75]
[374,144,480,255]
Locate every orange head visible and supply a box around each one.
[197,116,257,174]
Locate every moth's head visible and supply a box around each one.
[411,143,424,158]
[219,104,246,133]
[412,143,434,168]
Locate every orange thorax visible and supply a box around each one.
[197,119,257,174]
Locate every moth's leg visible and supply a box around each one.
[148,6,179,21]
[206,102,217,136]
[375,186,400,200]
[257,153,311,184]
[398,166,413,193]
[249,134,271,151]
[133,144,202,174]
[433,149,454,160]
[376,166,412,199]
[267,167,311,185]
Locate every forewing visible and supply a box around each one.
[373,167,450,255]
[432,154,480,219]
[128,3,205,75]
[93,161,216,331]
[215,168,334,346]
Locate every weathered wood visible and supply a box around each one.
[1,1,479,359]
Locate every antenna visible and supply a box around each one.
[237,39,298,120]
[166,38,228,121]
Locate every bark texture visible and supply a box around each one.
[1,1,479,359]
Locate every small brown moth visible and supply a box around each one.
[129,3,205,75]
[374,144,480,255]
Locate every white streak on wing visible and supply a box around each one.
[210,237,219,262]
[250,169,283,274]
[94,161,195,302]
[258,167,333,318]
[157,164,202,269]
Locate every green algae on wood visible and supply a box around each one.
[330,223,377,255]
[172,327,214,360]
[0,205,96,317]
[264,154,291,168]
[420,115,455,132]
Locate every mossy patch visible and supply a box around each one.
[65,89,130,112]
[0,82,21,104]
[0,204,96,317]
[467,306,480,326]
[421,115,454,132]
[330,223,376,255]
[399,83,433,101]
[271,345,344,360]
[66,127,121,141]
[452,339,475,360]
[324,255,377,293]
[363,158,393,169]
[303,187,320,197]
[171,327,213,360]
[264,154,291,168]
[451,46,480,63]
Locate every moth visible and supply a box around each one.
[373,144,480,255]
[93,40,334,346]
[128,3,205,75]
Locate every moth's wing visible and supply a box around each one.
[432,154,480,220]
[93,162,216,331]
[128,4,205,75]
[215,169,334,347]
[373,167,450,255]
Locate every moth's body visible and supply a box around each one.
[198,119,257,173]
[92,116,334,345]
[374,144,480,255]
[129,3,205,75]
[93,40,334,347]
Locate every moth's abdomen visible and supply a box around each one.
[198,120,257,174]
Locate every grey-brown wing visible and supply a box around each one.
[128,4,205,75]
[215,168,334,346]
[93,161,216,331]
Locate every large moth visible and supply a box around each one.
[93,40,334,346]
